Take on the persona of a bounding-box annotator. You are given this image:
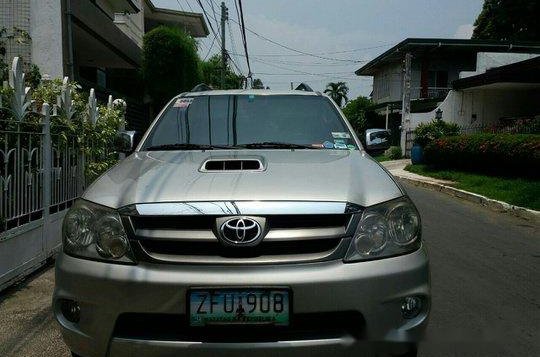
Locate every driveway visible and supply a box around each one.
[0,182,538,356]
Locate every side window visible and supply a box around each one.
[145,106,182,147]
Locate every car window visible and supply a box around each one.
[141,95,356,150]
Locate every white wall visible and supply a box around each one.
[410,87,540,129]
[372,63,402,104]
[460,52,540,79]
[30,0,63,78]
[114,0,145,48]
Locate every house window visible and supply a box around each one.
[428,70,448,88]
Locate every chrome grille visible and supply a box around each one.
[122,201,361,265]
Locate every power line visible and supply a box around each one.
[241,43,394,57]
[196,0,220,47]
[203,32,218,60]
[251,57,360,82]
[255,71,359,76]
[228,17,364,63]
[175,0,185,11]
[183,0,194,11]
[230,52,367,67]
[203,0,220,33]
[236,0,252,77]
[227,19,244,75]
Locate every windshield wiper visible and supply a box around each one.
[239,142,318,149]
[145,143,236,151]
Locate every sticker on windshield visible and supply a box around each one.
[334,142,348,149]
[332,132,351,139]
[347,144,356,150]
[323,141,334,149]
[173,98,193,108]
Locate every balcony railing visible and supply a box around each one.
[411,87,452,100]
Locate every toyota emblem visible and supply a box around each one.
[218,217,263,246]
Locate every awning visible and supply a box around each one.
[144,1,209,37]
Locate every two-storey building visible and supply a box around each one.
[356,38,540,153]
[1,0,209,131]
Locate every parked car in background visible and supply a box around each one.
[54,89,429,357]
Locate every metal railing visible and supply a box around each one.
[0,58,125,233]
[411,87,452,100]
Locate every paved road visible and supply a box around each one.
[0,182,538,356]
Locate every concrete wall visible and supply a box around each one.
[96,0,144,48]
[410,87,540,129]
[29,0,64,78]
[114,0,145,48]
[1,0,32,69]
[460,52,540,79]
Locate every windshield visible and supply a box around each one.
[141,95,357,150]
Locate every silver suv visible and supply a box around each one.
[54,89,430,357]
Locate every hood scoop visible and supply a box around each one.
[201,158,264,172]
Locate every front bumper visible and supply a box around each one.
[53,247,430,357]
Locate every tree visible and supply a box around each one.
[342,95,372,134]
[472,0,540,41]
[324,82,349,107]
[200,54,242,90]
[252,78,264,89]
[142,26,201,109]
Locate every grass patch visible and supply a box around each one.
[405,164,540,211]
[373,154,390,162]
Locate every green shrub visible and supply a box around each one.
[424,133,540,178]
[200,54,242,90]
[385,146,402,160]
[413,120,461,147]
[142,26,201,108]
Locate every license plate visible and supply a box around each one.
[189,289,290,327]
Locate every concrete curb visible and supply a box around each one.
[394,174,540,223]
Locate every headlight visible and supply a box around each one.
[345,196,421,262]
[62,200,134,263]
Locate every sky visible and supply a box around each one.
[153,0,484,99]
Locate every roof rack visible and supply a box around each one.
[191,83,213,92]
[295,83,313,92]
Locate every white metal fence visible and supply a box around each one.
[0,58,123,291]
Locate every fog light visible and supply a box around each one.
[401,296,422,319]
[60,299,80,323]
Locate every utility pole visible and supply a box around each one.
[220,2,228,89]
[400,52,412,157]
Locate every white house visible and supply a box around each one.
[355,38,540,154]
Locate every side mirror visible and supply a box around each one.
[364,129,391,154]
[114,130,138,154]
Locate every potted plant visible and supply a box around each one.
[412,117,460,164]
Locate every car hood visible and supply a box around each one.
[83,150,403,209]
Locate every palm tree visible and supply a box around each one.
[324,82,349,107]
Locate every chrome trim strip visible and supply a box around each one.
[265,227,346,241]
[136,229,216,241]
[135,227,345,242]
[137,238,350,265]
[121,201,353,216]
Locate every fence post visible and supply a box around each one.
[41,103,51,252]
[114,99,127,161]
